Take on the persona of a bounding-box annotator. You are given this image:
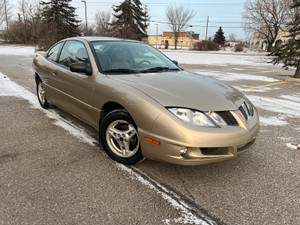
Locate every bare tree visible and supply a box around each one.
[18,0,35,42]
[0,0,12,32]
[5,0,42,44]
[229,33,237,42]
[165,5,196,50]
[95,10,113,36]
[79,23,95,36]
[0,0,5,28]
[242,0,294,51]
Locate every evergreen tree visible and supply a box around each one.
[269,0,300,78]
[213,26,226,45]
[39,0,80,48]
[111,0,149,41]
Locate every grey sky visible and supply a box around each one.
[6,0,248,40]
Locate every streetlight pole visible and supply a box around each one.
[155,24,158,48]
[81,0,87,35]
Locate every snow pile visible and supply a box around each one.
[0,45,35,55]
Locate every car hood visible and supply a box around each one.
[109,71,245,111]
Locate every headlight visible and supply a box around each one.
[168,108,217,127]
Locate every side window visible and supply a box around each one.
[58,41,90,68]
[47,42,63,61]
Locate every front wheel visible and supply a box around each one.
[36,78,50,109]
[100,109,143,165]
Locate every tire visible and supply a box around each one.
[100,109,143,165]
[36,78,50,109]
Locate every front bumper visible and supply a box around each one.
[138,109,259,166]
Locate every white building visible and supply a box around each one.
[249,29,291,51]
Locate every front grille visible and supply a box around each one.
[239,105,248,120]
[217,111,238,126]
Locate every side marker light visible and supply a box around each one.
[145,137,161,146]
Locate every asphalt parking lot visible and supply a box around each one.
[0,47,299,225]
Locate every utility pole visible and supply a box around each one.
[81,0,87,35]
[155,23,158,48]
[189,25,193,49]
[205,16,209,41]
[4,0,9,32]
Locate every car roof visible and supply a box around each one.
[64,36,141,43]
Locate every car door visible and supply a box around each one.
[36,41,64,101]
[51,40,99,127]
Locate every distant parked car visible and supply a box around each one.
[32,37,259,165]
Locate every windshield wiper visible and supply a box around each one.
[103,69,138,74]
[140,67,179,73]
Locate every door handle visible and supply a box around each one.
[52,70,57,76]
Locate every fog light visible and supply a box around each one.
[179,147,188,157]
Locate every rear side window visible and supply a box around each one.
[47,42,63,61]
[58,40,90,68]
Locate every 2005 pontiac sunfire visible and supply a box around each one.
[32,36,259,165]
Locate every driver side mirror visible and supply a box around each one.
[70,63,92,75]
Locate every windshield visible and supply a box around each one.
[90,41,180,74]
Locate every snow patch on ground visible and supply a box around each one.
[0,72,97,146]
[280,137,292,142]
[0,72,213,225]
[232,68,245,71]
[163,51,272,66]
[259,116,288,126]
[0,45,35,55]
[0,73,40,107]
[248,94,300,119]
[242,87,280,93]
[195,71,279,82]
[280,95,300,103]
[161,47,267,55]
[285,143,299,150]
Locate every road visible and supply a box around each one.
[0,48,299,225]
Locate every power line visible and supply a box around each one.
[73,1,242,7]
[149,21,243,29]
[78,18,244,28]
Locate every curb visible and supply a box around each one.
[285,78,300,82]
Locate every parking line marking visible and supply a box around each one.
[241,81,287,91]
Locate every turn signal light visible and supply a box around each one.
[145,137,161,146]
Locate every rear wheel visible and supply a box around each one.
[100,109,143,165]
[36,78,50,109]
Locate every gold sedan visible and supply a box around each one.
[32,37,259,165]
